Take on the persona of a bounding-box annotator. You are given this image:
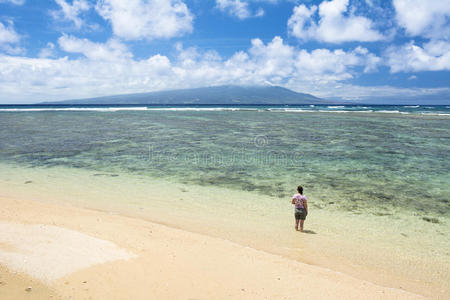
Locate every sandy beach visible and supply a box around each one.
[2,0,450,298]
[0,193,432,300]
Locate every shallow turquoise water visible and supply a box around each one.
[0,108,449,217]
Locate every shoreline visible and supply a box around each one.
[0,195,428,299]
[0,163,449,298]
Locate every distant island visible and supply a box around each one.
[41,85,333,105]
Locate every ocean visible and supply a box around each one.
[1,104,449,214]
[0,104,449,292]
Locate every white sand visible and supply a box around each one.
[0,222,135,282]
[0,197,429,299]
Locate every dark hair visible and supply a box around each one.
[297,185,303,194]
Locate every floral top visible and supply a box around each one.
[292,194,307,209]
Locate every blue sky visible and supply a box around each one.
[0,0,449,104]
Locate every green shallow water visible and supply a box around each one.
[1,110,448,218]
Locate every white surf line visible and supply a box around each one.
[0,107,148,112]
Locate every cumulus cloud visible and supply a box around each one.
[96,0,193,40]
[296,46,380,78]
[0,20,24,55]
[288,0,384,43]
[51,0,91,29]
[38,42,57,58]
[393,0,450,39]
[386,40,450,72]
[58,34,132,60]
[171,36,380,88]
[0,36,383,103]
[215,0,264,19]
[0,54,175,103]
[0,21,20,45]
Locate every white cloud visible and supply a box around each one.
[172,36,377,88]
[255,8,264,17]
[51,0,91,29]
[296,46,380,79]
[0,20,24,55]
[1,48,441,103]
[38,42,57,58]
[0,21,20,45]
[58,35,132,60]
[215,0,264,19]
[386,40,450,72]
[288,0,384,43]
[0,0,25,4]
[96,0,193,40]
[393,0,450,39]
[0,36,383,103]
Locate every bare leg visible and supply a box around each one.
[300,220,305,232]
[295,219,299,231]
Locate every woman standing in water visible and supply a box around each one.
[292,185,308,232]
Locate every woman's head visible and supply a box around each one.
[297,185,303,194]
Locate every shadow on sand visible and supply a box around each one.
[302,230,317,234]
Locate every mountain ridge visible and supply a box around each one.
[41,85,334,105]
